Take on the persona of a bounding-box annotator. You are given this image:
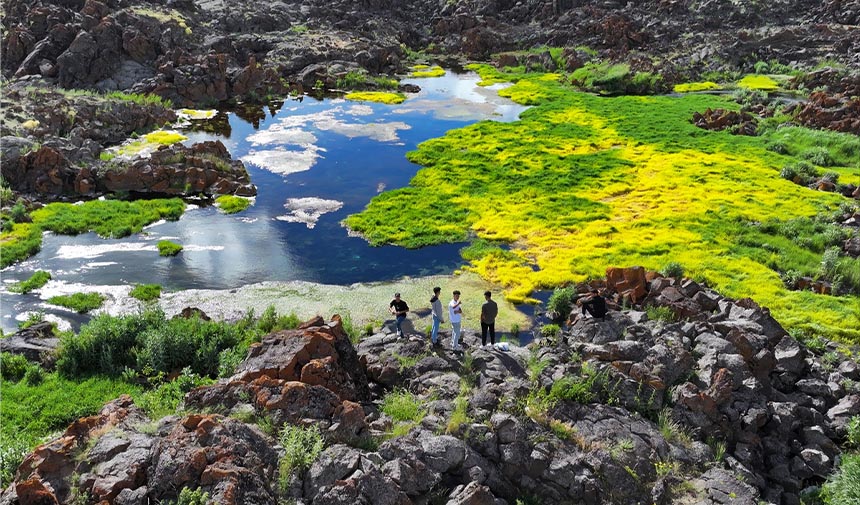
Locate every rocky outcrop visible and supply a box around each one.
[692,108,758,135]
[0,321,59,367]
[3,282,858,505]
[785,91,860,135]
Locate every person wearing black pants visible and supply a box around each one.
[480,290,498,347]
[579,288,607,320]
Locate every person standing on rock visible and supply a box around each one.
[389,292,409,338]
[430,286,444,345]
[449,290,463,351]
[480,290,498,347]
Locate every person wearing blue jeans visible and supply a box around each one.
[389,292,409,337]
[430,286,444,345]
[448,290,463,351]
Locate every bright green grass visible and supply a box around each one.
[157,240,183,256]
[48,292,105,313]
[344,91,407,104]
[215,195,251,214]
[0,372,140,486]
[345,72,859,340]
[8,270,51,294]
[1,199,185,267]
[130,283,162,301]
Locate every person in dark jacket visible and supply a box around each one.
[579,288,607,320]
[389,292,409,337]
[480,290,498,347]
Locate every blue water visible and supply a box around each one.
[0,72,528,333]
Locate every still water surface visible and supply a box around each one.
[1,72,527,333]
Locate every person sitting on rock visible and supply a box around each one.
[389,292,409,338]
[578,288,607,321]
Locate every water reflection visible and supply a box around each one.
[1,71,529,333]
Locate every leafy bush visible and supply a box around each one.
[646,305,675,322]
[169,487,209,505]
[570,62,664,95]
[48,292,105,313]
[801,147,835,167]
[9,202,28,223]
[57,309,243,378]
[130,284,162,302]
[136,367,212,418]
[23,366,44,386]
[540,324,560,339]
[0,434,31,488]
[8,270,51,294]
[822,453,860,504]
[279,424,324,488]
[217,345,247,378]
[157,240,183,256]
[546,286,575,321]
[1,352,31,382]
[660,262,684,279]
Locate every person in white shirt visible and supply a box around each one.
[448,290,463,351]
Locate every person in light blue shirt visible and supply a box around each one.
[430,286,444,345]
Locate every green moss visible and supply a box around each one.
[8,271,51,294]
[345,70,859,339]
[129,284,162,302]
[674,81,721,93]
[215,195,251,214]
[116,130,188,157]
[411,66,446,78]
[48,292,105,313]
[157,240,183,256]
[344,91,407,104]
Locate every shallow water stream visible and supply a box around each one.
[1,72,528,333]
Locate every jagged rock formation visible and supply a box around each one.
[2,273,858,504]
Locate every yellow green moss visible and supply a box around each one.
[344,92,407,104]
[674,82,721,93]
[111,130,188,157]
[215,195,251,214]
[411,66,446,78]
[178,109,218,120]
[21,119,40,130]
[737,74,780,91]
[346,73,860,340]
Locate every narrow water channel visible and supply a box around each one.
[1,71,528,333]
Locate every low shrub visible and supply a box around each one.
[157,240,183,256]
[8,270,51,294]
[381,389,426,423]
[660,262,684,279]
[646,305,675,322]
[278,424,324,489]
[801,146,835,167]
[1,352,31,382]
[848,415,860,448]
[136,367,212,418]
[540,324,560,340]
[129,284,162,302]
[169,487,210,505]
[546,286,575,321]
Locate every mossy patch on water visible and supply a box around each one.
[48,292,105,313]
[346,71,860,340]
[344,91,407,104]
[157,240,183,257]
[215,195,251,214]
[674,82,721,93]
[1,199,185,267]
[177,109,218,120]
[411,66,446,78]
[737,74,780,91]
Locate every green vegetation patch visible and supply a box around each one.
[737,74,780,91]
[8,270,51,294]
[215,195,251,214]
[130,283,162,302]
[1,199,185,267]
[157,240,183,256]
[411,66,446,78]
[177,109,217,120]
[48,292,105,313]
[673,81,721,93]
[345,70,859,339]
[344,91,407,104]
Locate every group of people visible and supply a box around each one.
[389,287,498,352]
[389,286,608,352]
